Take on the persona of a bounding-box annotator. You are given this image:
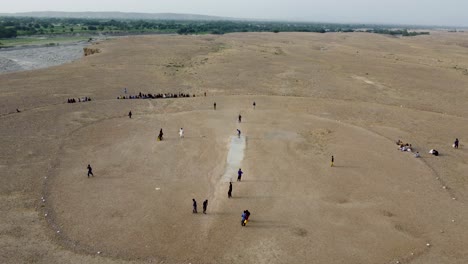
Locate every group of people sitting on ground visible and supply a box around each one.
[117,92,194,100]
[396,139,447,157]
[67,97,92,103]
[396,140,413,152]
[396,139,421,157]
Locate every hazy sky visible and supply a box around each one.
[1,0,467,26]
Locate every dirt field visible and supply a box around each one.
[1,32,468,264]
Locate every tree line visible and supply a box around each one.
[0,16,431,39]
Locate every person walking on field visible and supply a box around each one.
[203,199,208,214]
[237,168,243,182]
[253,101,256,109]
[228,182,233,198]
[238,114,242,123]
[128,111,132,119]
[192,199,197,213]
[87,164,94,178]
[331,155,334,167]
[454,138,459,149]
[237,129,241,138]
[214,102,216,110]
[179,128,184,138]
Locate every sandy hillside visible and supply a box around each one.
[1,32,468,264]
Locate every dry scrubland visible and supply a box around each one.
[1,32,468,264]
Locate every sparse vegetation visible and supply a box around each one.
[366,28,430,36]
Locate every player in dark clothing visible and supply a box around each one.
[253,102,256,109]
[128,111,132,118]
[237,168,243,181]
[192,199,197,213]
[454,138,459,149]
[228,182,233,198]
[87,164,94,178]
[331,155,334,167]
[203,200,208,214]
[238,114,242,123]
[214,102,216,110]
[158,129,164,141]
[241,210,251,226]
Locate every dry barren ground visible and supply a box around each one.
[1,32,468,264]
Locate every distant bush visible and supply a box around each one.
[0,26,17,38]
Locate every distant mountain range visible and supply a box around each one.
[0,11,239,21]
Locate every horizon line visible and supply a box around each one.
[1,10,467,28]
